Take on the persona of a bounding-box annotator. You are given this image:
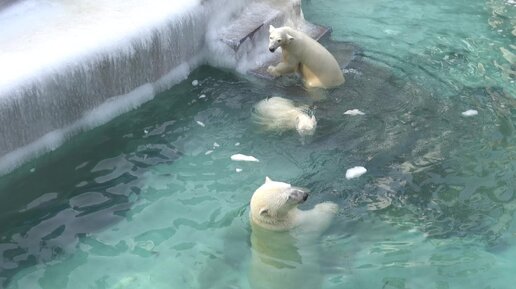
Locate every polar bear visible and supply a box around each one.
[267,25,345,89]
[248,177,338,289]
[252,96,317,137]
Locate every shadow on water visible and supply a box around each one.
[0,139,181,287]
[348,44,513,248]
[0,80,197,287]
[0,65,259,288]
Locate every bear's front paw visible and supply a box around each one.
[315,202,339,214]
[267,66,280,77]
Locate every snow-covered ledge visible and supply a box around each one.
[0,0,309,174]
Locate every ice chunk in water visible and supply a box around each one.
[346,166,367,179]
[344,109,365,115]
[462,109,478,117]
[192,80,199,86]
[231,154,259,162]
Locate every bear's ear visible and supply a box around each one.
[259,207,269,216]
[265,176,272,183]
[311,115,316,122]
[269,25,276,33]
[286,34,295,42]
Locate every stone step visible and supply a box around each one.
[218,2,287,52]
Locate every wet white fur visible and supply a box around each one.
[248,177,338,289]
[250,177,338,234]
[252,96,316,137]
[267,25,345,89]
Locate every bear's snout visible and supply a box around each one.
[289,188,309,204]
[269,47,276,53]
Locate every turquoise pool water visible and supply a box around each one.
[1,0,516,288]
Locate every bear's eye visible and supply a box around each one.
[277,39,281,43]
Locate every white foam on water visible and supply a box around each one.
[196,121,206,127]
[345,166,367,179]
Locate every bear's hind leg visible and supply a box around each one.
[299,64,324,88]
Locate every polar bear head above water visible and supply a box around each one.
[248,177,339,289]
[252,96,317,137]
[250,177,308,230]
[295,113,317,136]
[249,177,338,233]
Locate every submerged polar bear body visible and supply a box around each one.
[252,96,317,137]
[248,177,338,289]
[267,25,345,89]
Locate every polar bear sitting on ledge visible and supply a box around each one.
[267,25,345,89]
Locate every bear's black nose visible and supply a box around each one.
[302,193,308,201]
[269,47,275,52]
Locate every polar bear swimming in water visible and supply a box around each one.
[252,96,317,137]
[267,25,344,89]
[248,177,338,289]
